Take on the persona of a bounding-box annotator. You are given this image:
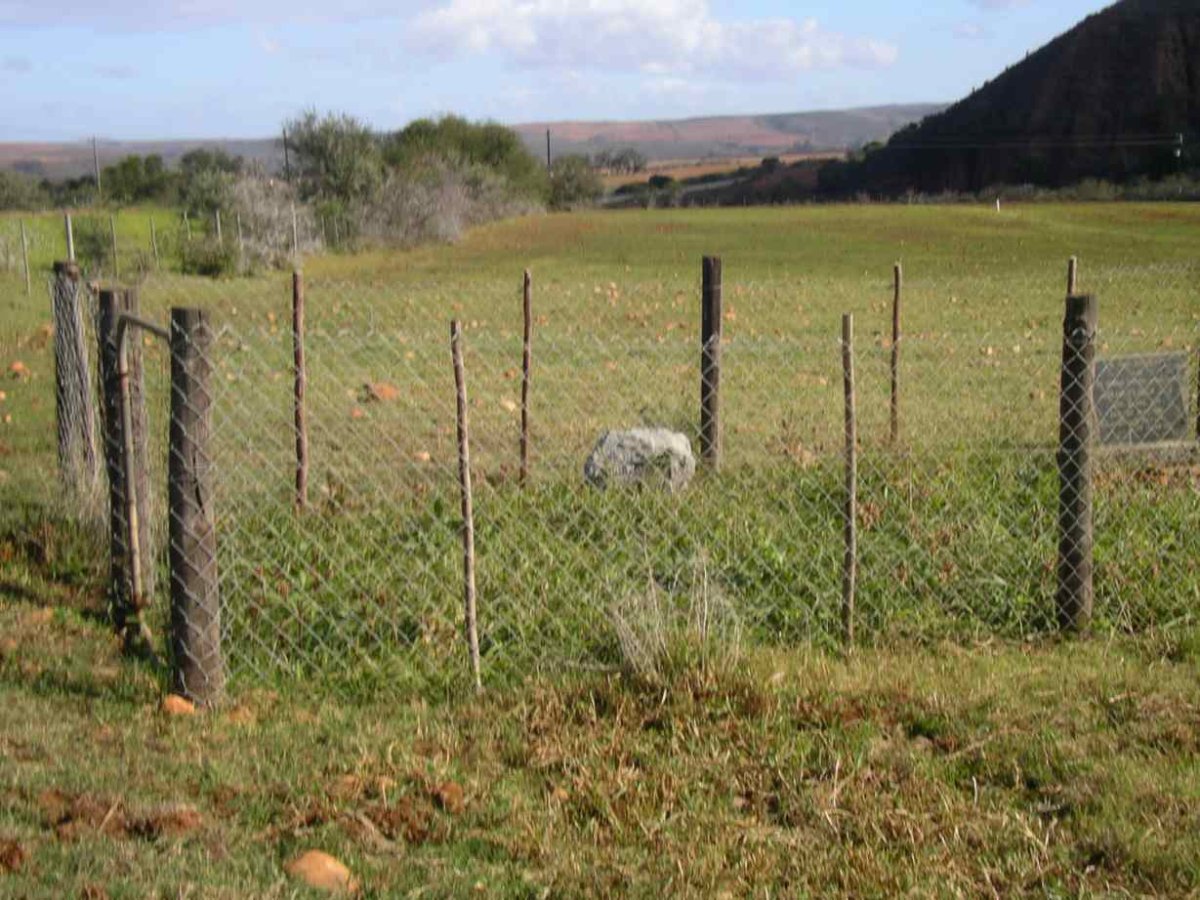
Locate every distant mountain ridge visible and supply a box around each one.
[0,104,945,179]
[834,0,1200,193]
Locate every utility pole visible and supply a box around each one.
[546,129,551,169]
[93,137,102,198]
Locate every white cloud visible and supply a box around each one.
[409,0,898,80]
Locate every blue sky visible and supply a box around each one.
[0,0,1112,141]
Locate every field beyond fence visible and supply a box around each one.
[2,204,1198,702]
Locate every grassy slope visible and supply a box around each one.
[2,203,1199,895]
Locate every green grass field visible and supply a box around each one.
[1,203,1199,895]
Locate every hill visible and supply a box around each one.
[0,105,943,180]
[515,105,944,162]
[828,0,1200,195]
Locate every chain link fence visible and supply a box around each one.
[28,257,1200,698]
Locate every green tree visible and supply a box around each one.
[0,170,49,210]
[102,154,172,205]
[284,110,384,203]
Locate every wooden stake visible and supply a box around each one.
[890,261,902,444]
[109,214,119,278]
[1067,256,1078,296]
[842,313,857,647]
[150,217,160,269]
[215,209,223,245]
[452,320,482,693]
[520,269,533,486]
[292,270,309,511]
[64,213,75,262]
[19,219,30,296]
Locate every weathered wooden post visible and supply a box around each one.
[19,220,31,296]
[700,256,723,467]
[842,313,857,646]
[292,270,309,511]
[109,214,119,279]
[451,320,482,693]
[168,307,224,705]
[890,261,902,445]
[64,213,75,262]
[52,261,98,494]
[214,209,223,245]
[1067,256,1078,296]
[1057,294,1097,633]
[520,269,533,486]
[150,217,160,269]
[97,288,154,647]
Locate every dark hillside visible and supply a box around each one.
[825,0,1200,194]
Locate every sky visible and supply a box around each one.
[0,0,1113,141]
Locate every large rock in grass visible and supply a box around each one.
[584,428,696,492]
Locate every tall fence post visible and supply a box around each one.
[52,261,98,495]
[150,217,160,269]
[1067,256,1078,295]
[700,255,723,467]
[97,288,154,648]
[292,270,309,511]
[451,321,482,693]
[520,269,533,486]
[20,219,31,296]
[842,313,857,647]
[169,307,224,706]
[1057,293,1097,633]
[890,261,902,444]
[215,210,223,245]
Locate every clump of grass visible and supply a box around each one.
[608,554,743,689]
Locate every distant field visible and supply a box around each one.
[599,152,838,190]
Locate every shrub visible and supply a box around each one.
[179,236,238,278]
[229,176,319,271]
[548,156,603,210]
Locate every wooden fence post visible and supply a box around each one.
[168,307,224,706]
[520,269,533,486]
[20,220,31,296]
[215,210,223,245]
[842,313,857,647]
[1067,256,1078,295]
[292,270,309,511]
[1057,293,1097,633]
[64,213,75,262]
[291,204,299,261]
[890,261,902,444]
[700,256,723,467]
[150,217,160,269]
[52,261,98,494]
[109,214,119,279]
[451,321,482,693]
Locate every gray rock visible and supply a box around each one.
[584,428,696,492]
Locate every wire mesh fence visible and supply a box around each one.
[24,256,1200,698]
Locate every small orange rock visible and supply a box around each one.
[363,382,400,403]
[350,407,366,420]
[7,361,29,379]
[413,451,432,463]
[162,694,196,716]
[285,850,354,893]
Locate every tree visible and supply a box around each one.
[102,154,172,205]
[0,170,49,210]
[178,148,244,215]
[284,110,383,204]
[548,156,604,210]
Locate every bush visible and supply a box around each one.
[179,236,238,278]
[548,156,603,210]
[229,176,319,271]
[0,170,49,211]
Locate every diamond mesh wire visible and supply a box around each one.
[34,260,1200,695]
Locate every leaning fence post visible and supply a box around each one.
[520,269,533,486]
[292,270,309,511]
[150,217,160,269]
[700,255,723,467]
[451,320,482,693]
[20,220,31,296]
[52,261,98,495]
[890,261,902,444]
[97,288,154,645]
[842,313,857,646]
[1057,294,1097,633]
[169,307,224,706]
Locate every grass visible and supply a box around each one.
[0,202,1198,891]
